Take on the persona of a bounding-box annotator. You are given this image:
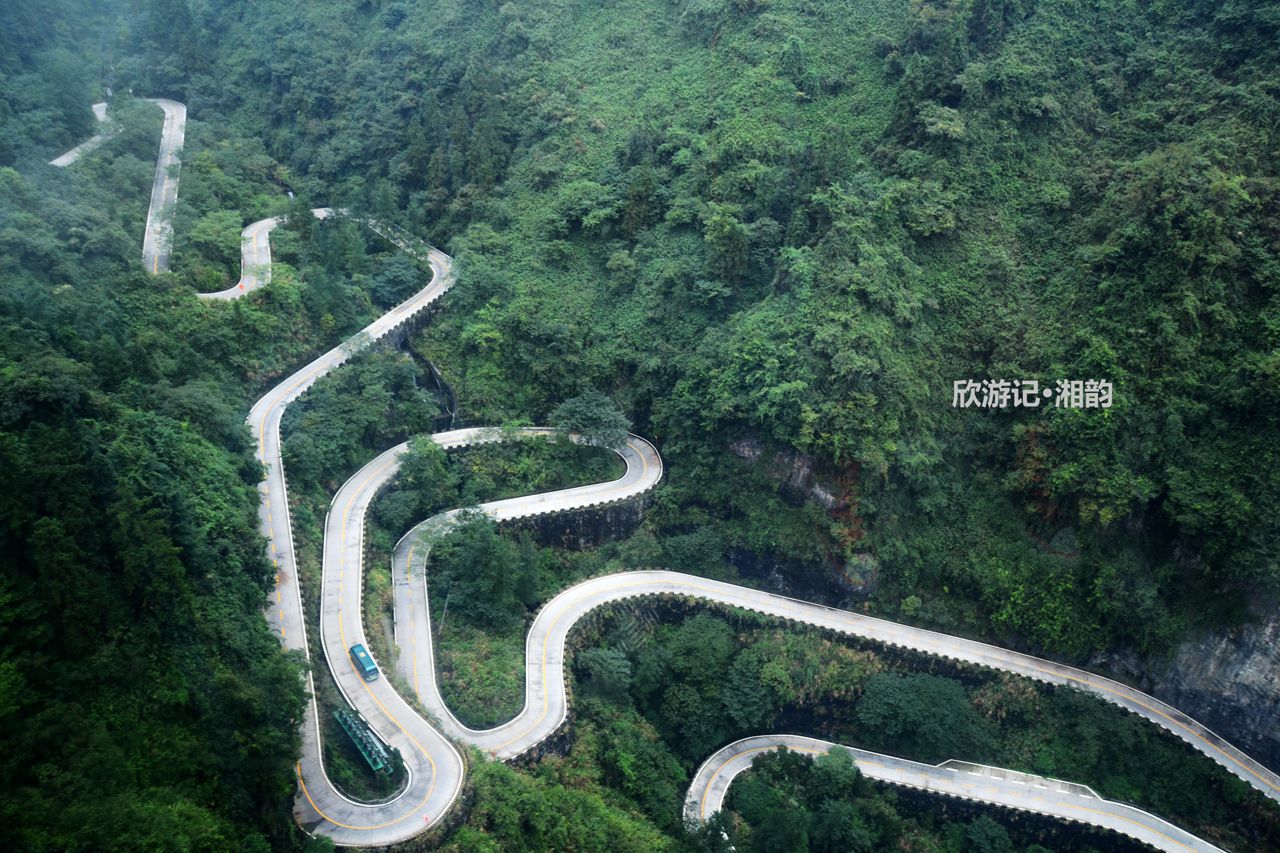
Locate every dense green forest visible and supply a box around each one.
[0,2,107,166]
[566,604,1279,851]
[0,6,404,846]
[2,0,1278,849]
[0,20,305,852]
[119,0,1280,662]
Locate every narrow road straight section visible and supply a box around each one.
[140,98,186,274]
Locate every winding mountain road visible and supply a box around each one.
[241,213,1280,853]
[198,208,337,300]
[198,214,288,299]
[391,429,662,757]
[286,428,661,845]
[53,101,1280,850]
[246,228,462,846]
[687,735,1227,853]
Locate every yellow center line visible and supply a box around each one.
[245,237,454,835]
[298,455,441,832]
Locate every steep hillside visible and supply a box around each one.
[132,0,1280,663]
[2,0,1277,849]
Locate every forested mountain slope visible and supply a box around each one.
[1,0,1277,849]
[0,2,110,166]
[2,7,346,849]
[131,0,1280,659]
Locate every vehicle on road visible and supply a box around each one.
[349,643,379,682]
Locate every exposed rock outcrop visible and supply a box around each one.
[1093,607,1280,772]
[729,434,844,510]
[727,433,873,596]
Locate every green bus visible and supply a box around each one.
[348,643,379,681]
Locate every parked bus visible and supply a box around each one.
[348,643,379,681]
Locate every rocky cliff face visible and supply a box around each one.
[1094,608,1280,772]
[728,434,843,510]
[727,434,879,594]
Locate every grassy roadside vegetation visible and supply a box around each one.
[414,518,630,729]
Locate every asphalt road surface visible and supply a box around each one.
[246,232,459,846]
[139,99,185,274]
[390,428,662,756]
[384,562,1280,804]
[197,215,285,299]
[686,735,1226,853]
[197,208,337,299]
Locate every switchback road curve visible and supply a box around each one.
[687,735,1226,853]
[51,97,186,274]
[292,428,661,845]
[390,429,662,758]
[198,207,338,300]
[246,230,459,847]
[54,102,1278,850]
